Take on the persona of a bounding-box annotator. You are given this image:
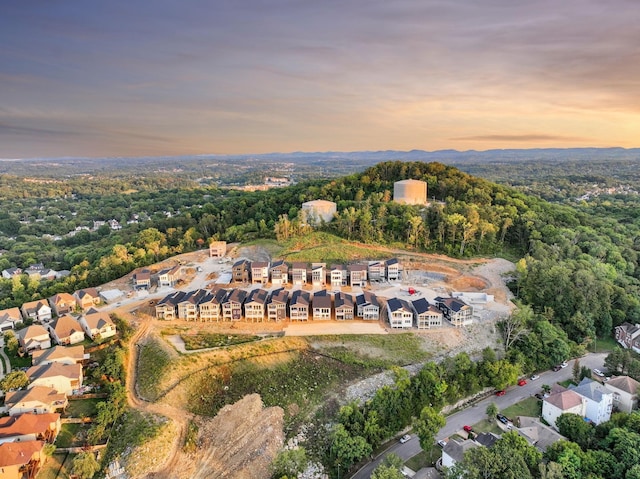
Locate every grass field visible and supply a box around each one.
[180,332,262,350]
[472,419,504,435]
[501,397,541,419]
[279,232,390,263]
[65,398,101,418]
[405,446,440,470]
[137,338,172,401]
[56,423,84,448]
[36,452,73,479]
[587,335,618,353]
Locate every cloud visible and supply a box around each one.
[451,134,591,143]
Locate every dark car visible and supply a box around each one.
[497,413,509,424]
[534,393,544,400]
[552,365,562,372]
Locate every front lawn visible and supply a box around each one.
[4,346,32,369]
[472,419,503,435]
[587,335,618,353]
[406,446,440,470]
[65,398,101,418]
[501,397,541,419]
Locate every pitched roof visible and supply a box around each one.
[17,324,49,341]
[27,362,82,382]
[270,260,288,271]
[570,377,613,403]
[50,315,83,338]
[544,389,584,410]
[387,297,413,313]
[158,291,187,307]
[348,263,367,272]
[50,292,75,305]
[435,296,469,312]
[251,261,269,269]
[334,293,354,309]
[0,413,59,439]
[31,345,85,365]
[290,290,310,306]
[4,386,66,407]
[606,375,640,395]
[412,298,431,314]
[246,288,269,305]
[443,438,478,463]
[0,307,22,323]
[356,291,379,308]
[83,311,114,330]
[385,258,399,266]
[268,288,289,305]
[226,289,247,304]
[75,287,99,300]
[21,299,49,313]
[313,291,332,309]
[291,262,307,270]
[0,440,45,467]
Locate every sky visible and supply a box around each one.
[1,0,639,158]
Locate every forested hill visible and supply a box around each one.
[1,161,639,344]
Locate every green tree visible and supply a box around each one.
[330,424,372,473]
[572,359,581,384]
[0,370,29,391]
[414,406,446,451]
[486,403,498,423]
[3,330,19,356]
[271,448,308,479]
[371,464,404,479]
[556,413,594,449]
[71,451,100,479]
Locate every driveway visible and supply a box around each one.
[351,353,607,479]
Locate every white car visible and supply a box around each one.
[530,374,540,381]
[399,434,411,444]
[560,361,568,368]
[437,439,448,448]
[593,369,605,377]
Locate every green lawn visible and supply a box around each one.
[56,423,84,448]
[406,446,440,470]
[4,346,32,369]
[472,419,503,435]
[587,335,618,353]
[36,452,72,479]
[65,398,101,418]
[501,397,541,420]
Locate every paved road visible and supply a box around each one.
[352,353,608,479]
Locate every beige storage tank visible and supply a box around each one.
[393,179,427,205]
[301,199,337,225]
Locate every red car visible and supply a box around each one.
[463,425,473,433]
[518,379,527,386]
[495,389,506,396]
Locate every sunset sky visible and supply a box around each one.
[1,0,639,158]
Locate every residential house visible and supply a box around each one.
[16,325,51,354]
[48,293,76,317]
[1,267,22,279]
[251,261,270,285]
[291,262,308,286]
[386,298,414,329]
[4,387,68,417]
[0,307,22,332]
[132,270,152,290]
[312,291,332,320]
[209,240,227,258]
[99,289,123,304]
[441,438,479,469]
[26,363,83,396]
[155,291,187,320]
[289,290,310,321]
[348,264,368,287]
[198,288,228,322]
[435,296,473,327]
[20,300,52,323]
[570,377,613,425]
[605,376,640,413]
[0,440,47,479]
[244,288,269,322]
[334,293,355,320]
[270,260,289,286]
[267,288,289,321]
[385,258,401,281]
[25,264,56,280]
[48,315,85,346]
[73,288,100,310]
[412,298,443,329]
[0,413,61,445]
[542,387,586,429]
[222,289,247,321]
[329,264,347,287]
[311,263,326,287]
[80,311,117,340]
[177,289,208,320]
[516,416,565,452]
[367,261,386,281]
[232,260,251,283]
[157,265,182,288]
[31,345,86,366]
[614,322,640,353]
[355,291,380,320]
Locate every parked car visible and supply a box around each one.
[399,434,411,444]
[593,368,605,377]
[497,414,509,425]
[530,374,540,381]
[603,376,610,382]
[552,365,562,372]
[437,439,448,448]
[534,393,544,400]
[560,361,568,368]
[463,425,473,433]
[518,379,527,386]
[495,389,506,396]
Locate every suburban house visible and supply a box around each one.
[312,291,332,320]
[31,345,86,366]
[569,377,613,424]
[348,264,368,287]
[4,386,68,417]
[356,291,380,320]
[516,416,565,452]
[435,296,473,327]
[251,261,270,285]
[155,291,187,320]
[385,258,401,281]
[80,311,117,340]
[16,325,51,354]
[157,265,182,287]
[291,262,308,286]
[367,261,385,281]
[26,362,83,396]
[21,300,52,323]
[1,267,22,279]
[99,289,123,304]
[441,438,479,469]
[0,307,22,332]
[542,386,587,429]
[334,293,355,320]
[329,264,348,287]
[132,270,152,290]
[267,288,289,321]
[311,263,326,287]
[209,240,227,258]
[386,298,414,329]
[73,288,101,310]
[177,289,208,320]
[232,260,251,283]
[48,293,76,316]
[25,263,57,280]
[48,315,85,346]
[412,298,443,329]
[222,289,247,321]
[289,290,310,321]
[605,376,640,413]
[614,322,640,353]
[244,288,269,321]
[0,413,61,445]
[270,260,289,286]
[0,440,47,479]
[198,288,228,322]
